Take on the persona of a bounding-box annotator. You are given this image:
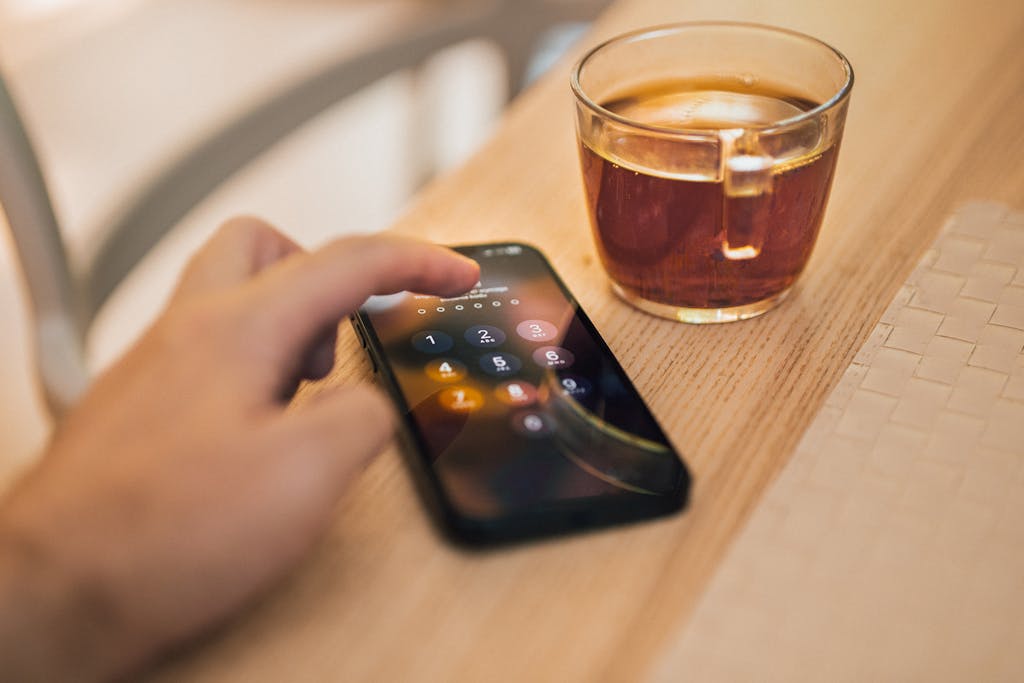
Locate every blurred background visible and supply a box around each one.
[0,0,600,476]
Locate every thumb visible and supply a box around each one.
[279,384,395,502]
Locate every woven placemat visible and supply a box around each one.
[651,201,1024,682]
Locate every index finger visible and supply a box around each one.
[243,233,479,365]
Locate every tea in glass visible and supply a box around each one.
[572,23,853,322]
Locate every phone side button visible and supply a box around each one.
[351,320,368,348]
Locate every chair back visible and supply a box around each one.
[0,73,89,412]
[0,0,612,416]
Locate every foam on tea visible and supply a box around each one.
[579,78,839,311]
[607,84,810,130]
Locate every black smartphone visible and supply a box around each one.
[352,243,690,545]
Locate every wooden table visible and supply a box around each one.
[153,0,1024,680]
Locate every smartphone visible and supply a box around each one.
[352,243,690,545]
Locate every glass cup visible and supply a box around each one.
[571,22,853,323]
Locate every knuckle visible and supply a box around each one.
[329,234,381,265]
[220,214,273,239]
[153,299,231,351]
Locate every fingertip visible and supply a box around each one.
[345,385,394,464]
[312,384,395,456]
[272,384,395,505]
[345,384,394,430]
[431,251,480,298]
[457,253,481,284]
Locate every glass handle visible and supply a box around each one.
[719,129,774,260]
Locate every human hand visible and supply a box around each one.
[0,217,479,682]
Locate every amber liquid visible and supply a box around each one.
[580,79,840,311]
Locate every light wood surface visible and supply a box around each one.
[151,0,1024,680]
[656,202,1024,681]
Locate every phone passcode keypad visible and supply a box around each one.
[411,330,454,354]
[479,351,522,377]
[494,380,538,407]
[510,410,552,437]
[437,386,484,413]
[465,325,506,348]
[531,346,574,369]
[425,358,467,382]
[410,313,571,433]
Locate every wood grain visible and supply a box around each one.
[150,0,1024,680]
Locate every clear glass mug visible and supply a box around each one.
[572,22,854,323]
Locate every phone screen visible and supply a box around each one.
[356,243,689,540]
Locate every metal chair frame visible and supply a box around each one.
[0,0,609,415]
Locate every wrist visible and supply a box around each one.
[0,509,123,682]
